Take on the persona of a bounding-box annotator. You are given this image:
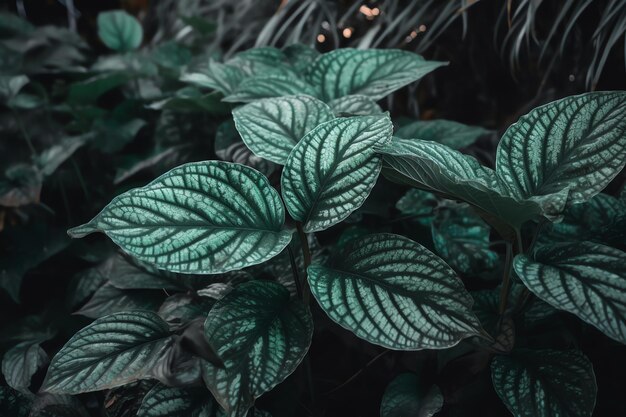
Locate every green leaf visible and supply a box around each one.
[232,95,334,164]
[306,49,446,101]
[97,10,143,52]
[514,241,626,344]
[226,47,291,77]
[282,114,393,232]
[68,71,134,105]
[2,341,48,393]
[215,120,277,177]
[223,75,316,103]
[36,135,89,177]
[395,119,491,149]
[431,203,498,274]
[75,283,164,319]
[283,44,320,74]
[180,60,245,96]
[158,293,215,330]
[138,383,223,417]
[395,189,437,226]
[202,281,313,417]
[328,95,383,116]
[0,163,42,208]
[42,311,173,394]
[68,161,291,274]
[380,373,443,417]
[308,233,482,350]
[496,91,626,217]
[0,386,31,417]
[491,349,596,417]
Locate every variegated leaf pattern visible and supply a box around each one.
[514,241,626,344]
[1,341,48,394]
[491,349,597,417]
[42,311,173,394]
[232,95,334,164]
[306,48,446,101]
[283,43,320,74]
[137,383,223,417]
[380,373,443,417]
[202,281,313,417]
[226,47,291,77]
[307,233,482,350]
[328,95,383,116]
[282,114,393,232]
[395,119,491,149]
[223,75,316,103]
[68,161,291,274]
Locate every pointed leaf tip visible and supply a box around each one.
[67,223,99,238]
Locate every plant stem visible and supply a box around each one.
[296,222,312,305]
[498,241,514,315]
[287,245,304,300]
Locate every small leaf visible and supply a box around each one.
[137,383,222,417]
[380,373,443,417]
[308,233,482,350]
[306,48,446,101]
[395,119,491,149]
[97,10,143,52]
[42,311,173,394]
[2,341,48,393]
[180,60,245,96]
[491,349,597,417]
[75,283,164,319]
[68,161,291,274]
[496,91,626,217]
[514,241,626,344]
[282,114,393,232]
[223,75,316,103]
[233,95,334,164]
[395,189,437,226]
[203,281,313,417]
[328,95,383,116]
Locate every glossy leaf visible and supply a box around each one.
[380,373,443,417]
[203,281,313,417]
[395,119,491,149]
[232,95,334,164]
[180,60,245,96]
[223,75,316,103]
[328,95,383,116]
[308,233,482,350]
[42,311,173,394]
[97,10,143,52]
[395,189,437,226]
[496,91,626,216]
[306,49,446,101]
[282,114,393,232]
[137,383,223,417]
[491,349,597,417]
[514,241,626,344]
[2,341,48,393]
[68,161,291,274]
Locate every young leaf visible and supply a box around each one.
[380,373,443,417]
[232,95,334,164]
[328,95,383,116]
[203,281,313,417]
[496,91,626,216]
[42,311,173,394]
[306,49,446,101]
[282,114,393,232]
[2,341,48,393]
[68,161,292,274]
[97,10,143,52]
[308,233,482,350]
[395,119,491,149]
[491,349,597,417]
[223,75,316,103]
[514,241,626,344]
[137,383,222,417]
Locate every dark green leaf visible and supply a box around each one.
[75,284,164,319]
[380,373,443,417]
[181,61,245,96]
[0,163,42,208]
[328,95,383,116]
[0,386,31,417]
[215,119,277,177]
[395,119,491,149]
[226,47,291,77]
[283,44,320,74]
[138,384,222,417]
[395,189,437,226]
[223,75,316,103]
[97,10,143,52]
[158,293,215,330]
[2,341,48,393]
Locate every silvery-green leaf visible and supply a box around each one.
[514,241,626,344]
[97,10,143,52]
[496,91,626,217]
[226,47,291,76]
[68,161,291,274]
[395,189,437,226]
[138,383,223,417]
[328,95,383,116]
[395,119,491,149]
[306,49,446,101]
[180,60,245,96]
[2,341,48,393]
[431,203,498,274]
[215,120,277,177]
[223,75,316,103]
[308,233,482,350]
[380,373,443,417]
[75,284,164,319]
[491,349,596,417]
[282,114,393,232]
[232,95,334,164]
[202,281,313,417]
[42,311,173,394]
[283,44,320,74]
[0,386,31,417]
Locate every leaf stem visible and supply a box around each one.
[287,245,304,300]
[296,222,312,305]
[498,241,514,315]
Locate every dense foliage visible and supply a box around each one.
[1,2,625,417]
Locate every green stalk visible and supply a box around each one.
[296,222,312,305]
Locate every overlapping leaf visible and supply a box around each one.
[328,95,383,116]
[1,341,47,393]
[282,114,392,232]
[380,373,443,417]
[68,161,291,274]
[138,383,223,417]
[223,75,316,103]
[395,119,491,149]
[395,189,437,226]
[308,233,482,350]
[75,283,164,318]
[180,60,245,96]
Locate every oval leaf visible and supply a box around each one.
[514,241,626,344]
[233,95,334,164]
[138,383,223,417]
[97,10,143,52]
[308,233,482,350]
[203,281,313,417]
[381,373,443,417]
[68,161,291,274]
[491,349,597,417]
[2,341,48,394]
[42,311,173,394]
[282,114,393,232]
